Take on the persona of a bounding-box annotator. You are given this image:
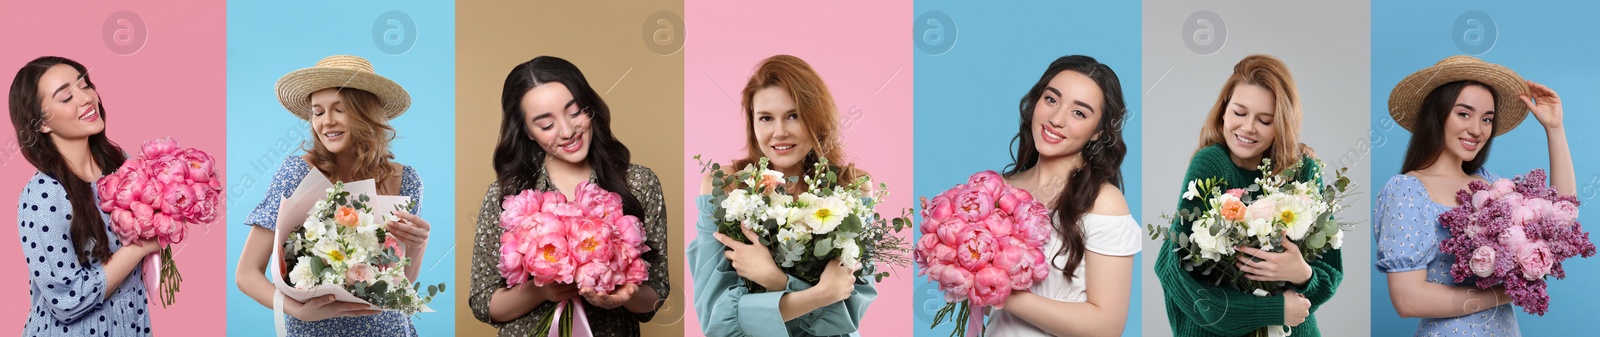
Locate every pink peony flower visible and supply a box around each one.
[936,266,975,302]
[1244,198,1278,223]
[953,188,995,223]
[971,266,1011,307]
[567,218,612,264]
[178,149,215,184]
[1472,190,1492,209]
[1518,241,1555,280]
[1499,225,1530,253]
[967,171,1006,196]
[1470,246,1497,278]
[162,182,195,220]
[525,234,574,286]
[574,261,612,292]
[1490,179,1515,198]
[140,137,180,159]
[954,226,997,271]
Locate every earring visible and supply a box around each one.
[40,127,51,134]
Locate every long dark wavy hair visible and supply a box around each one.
[1399,80,1497,174]
[1004,55,1128,280]
[9,56,128,265]
[493,56,643,218]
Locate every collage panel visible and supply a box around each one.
[1141,1,1373,336]
[454,0,686,336]
[1370,2,1600,335]
[1,1,229,335]
[681,1,914,336]
[223,1,458,336]
[910,1,1143,337]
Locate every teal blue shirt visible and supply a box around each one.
[688,195,877,337]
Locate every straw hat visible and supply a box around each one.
[275,55,411,120]
[1388,55,1528,137]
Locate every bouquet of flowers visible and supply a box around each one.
[697,156,911,291]
[496,181,651,337]
[1149,159,1356,337]
[914,171,1051,337]
[1439,169,1595,315]
[96,137,222,307]
[279,181,442,314]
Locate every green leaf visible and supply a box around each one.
[840,215,863,233]
[814,237,834,257]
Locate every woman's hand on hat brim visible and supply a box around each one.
[1521,80,1563,130]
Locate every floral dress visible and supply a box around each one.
[245,156,423,336]
[1375,169,1519,336]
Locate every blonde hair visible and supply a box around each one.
[305,88,398,188]
[1196,54,1313,174]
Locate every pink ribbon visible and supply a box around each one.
[966,306,984,337]
[143,252,161,306]
[548,298,593,337]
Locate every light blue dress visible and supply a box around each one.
[1374,169,1519,336]
[245,157,422,337]
[18,172,151,336]
[688,195,877,337]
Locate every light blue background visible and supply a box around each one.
[1371,1,1600,335]
[912,1,1142,336]
[224,1,457,335]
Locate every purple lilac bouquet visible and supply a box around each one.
[1439,169,1595,315]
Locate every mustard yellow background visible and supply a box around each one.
[455,1,685,335]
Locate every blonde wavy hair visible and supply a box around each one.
[1196,54,1313,174]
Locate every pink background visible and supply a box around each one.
[0,1,227,334]
[682,0,913,335]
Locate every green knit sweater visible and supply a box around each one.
[1156,144,1344,337]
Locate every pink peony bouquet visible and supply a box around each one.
[1439,169,1595,315]
[95,137,221,308]
[497,181,650,337]
[915,171,1051,337]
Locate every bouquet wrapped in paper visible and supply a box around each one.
[269,168,442,317]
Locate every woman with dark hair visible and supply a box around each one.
[688,54,876,337]
[1155,54,1341,337]
[10,56,158,336]
[234,55,435,336]
[981,55,1139,337]
[1374,56,1572,336]
[468,55,669,336]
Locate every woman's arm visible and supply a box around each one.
[19,183,156,321]
[235,226,380,321]
[468,183,577,325]
[1385,270,1510,318]
[1004,252,1132,337]
[1520,80,1575,195]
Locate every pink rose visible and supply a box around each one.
[346,263,377,285]
[1226,188,1246,198]
[1244,198,1278,223]
[971,266,1011,307]
[1469,246,1497,278]
[384,235,406,261]
[1518,241,1555,280]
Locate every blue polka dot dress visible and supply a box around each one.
[245,156,422,337]
[1375,168,1520,336]
[18,172,151,336]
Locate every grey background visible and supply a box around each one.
[1140,1,1372,336]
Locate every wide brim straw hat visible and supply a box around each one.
[275,55,410,120]
[1388,55,1528,137]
